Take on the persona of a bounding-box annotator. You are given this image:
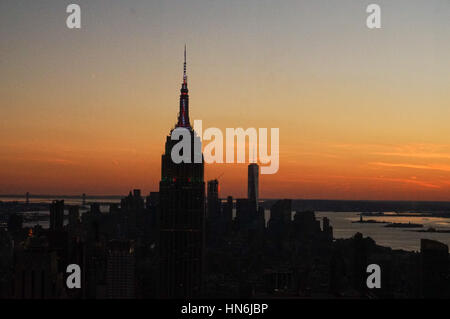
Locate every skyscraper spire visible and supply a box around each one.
[177,45,190,127]
[183,44,187,84]
[159,45,205,299]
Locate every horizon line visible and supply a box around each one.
[1,194,450,203]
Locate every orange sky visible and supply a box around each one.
[1,1,450,200]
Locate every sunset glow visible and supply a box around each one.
[1,0,450,200]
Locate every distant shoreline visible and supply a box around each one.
[2,195,450,213]
[0,194,123,200]
[1,194,450,204]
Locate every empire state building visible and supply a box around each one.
[158,47,205,298]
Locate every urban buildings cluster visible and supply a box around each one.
[0,52,448,299]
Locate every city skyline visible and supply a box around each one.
[1,1,449,302]
[1,0,450,200]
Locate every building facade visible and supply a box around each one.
[158,47,205,298]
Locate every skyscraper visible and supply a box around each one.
[49,200,64,231]
[222,196,233,233]
[106,240,136,299]
[248,163,259,210]
[420,239,449,298]
[207,179,220,220]
[158,47,205,298]
[68,205,80,237]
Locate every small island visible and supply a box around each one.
[352,214,390,224]
[385,222,423,228]
[352,214,423,228]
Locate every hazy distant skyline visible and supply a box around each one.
[1,0,450,200]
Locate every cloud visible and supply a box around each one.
[276,173,441,189]
[16,157,77,166]
[372,151,450,160]
[370,162,450,173]
[371,176,440,189]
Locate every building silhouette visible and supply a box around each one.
[236,198,257,228]
[106,240,136,299]
[1,50,450,301]
[158,47,205,298]
[207,179,220,220]
[248,163,259,210]
[420,239,449,298]
[49,200,64,231]
[13,236,63,299]
[222,196,233,233]
[68,205,80,234]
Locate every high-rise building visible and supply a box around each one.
[146,191,160,235]
[236,198,256,227]
[158,47,205,298]
[68,205,80,237]
[7,213,23,234]
[68,206,79,227]
[221,196,233,233]
[267,200,292,249]
[292,210,321,238]
[224,196,233,222]
[49,200,64,231]
[420,239,449,298]
[121,189,145,211]
[106,240,136,299]
[0,229,13,298]
[207,179,220,220]
[248,163,259,210]
[146,192,160,210]
[13,241,61,299]
[146,192,160,239]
